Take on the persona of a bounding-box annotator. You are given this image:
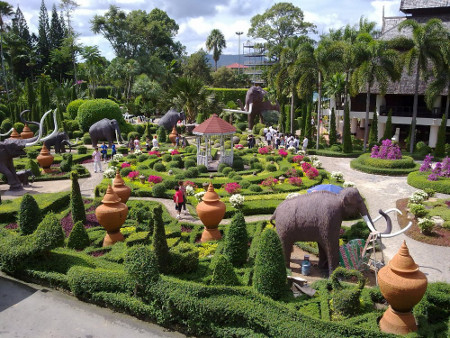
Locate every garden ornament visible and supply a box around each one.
[89,118,126,147]
[0,110,58,190]
[269,188,411,275]
[158,108,186,130]
[44,131,78,153]
[15,169,34,186]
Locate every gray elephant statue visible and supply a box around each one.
[269,188,404,276]
[44,131,76,153]
[158,109,186,130]
[237,86,280,130]
[0,110,58,190]
[89,118,126,147]
[16,169,34,186]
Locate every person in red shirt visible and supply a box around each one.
[173,186,184,219]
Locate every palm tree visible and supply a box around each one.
[397,18,447,154]
[0,1,13,99]
[324,72,346,110]
[206,29,226,71]
[351,34,401,151]
[170,76,208,123]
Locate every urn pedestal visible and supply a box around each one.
[169,126,178,146]
[37,145,54,173]
[196,183,226,242]
[378,241,427,335]
[112,169,131,203]
[20,124,34,139]
[95,185,129,247]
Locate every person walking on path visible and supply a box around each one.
[181,136,187,148]
[100,142,108,162]
[178,180,187,213]
[111,144,116,158]
[92,147,102,173]
[134,136,140,152]
[128,138,134,153]
[146,137,151,151]
[173,186,184,219]
[152,135,159,148]
[302,136,309,153]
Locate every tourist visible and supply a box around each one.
[152,135,159,148]
[294,136,300,152]
[181,136,187,148]
[146,137,151,151]
[178,180,187,213]
[266,129,272,146]
[173,186,184,219]
[134,136,140,151]
[128,138,134,153]
[100,142,108,162]
[302,136,309,153]
[92,147,102,173]
[175,134,180,147]
[111,143,117,158]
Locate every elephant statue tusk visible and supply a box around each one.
[115,129,125,147]
[0,128,13,137]
[40,109,59,143]
[372,208,402,223]
[362,214,413,238]
[376,209,392,235]
[248,102,253,114]
[363,215,378,233]
[25,110,52,147]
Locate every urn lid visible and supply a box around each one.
[388,241,419,273]
[10,128,20,139]
[102,185,122,204]
[202,183,220,202]
[40,144,51,155]
[113,169,125,186]
[22,124,31,132]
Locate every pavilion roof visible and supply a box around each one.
[193,114,236,135]
[226,63,248,69]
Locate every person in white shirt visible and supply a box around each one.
[152,135,159,148]
[265,131,272,146]
[92,147,102,173]
[302,137,309,152]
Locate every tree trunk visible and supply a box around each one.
[363,83,371,152]
[410,62,420,154]
[316,72,322,150]
[445,85,449,121]
[290,88,295,134]
[343,71,349,109]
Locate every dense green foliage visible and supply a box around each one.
[70,172,86,224]
[77,99,124,132]
[152,205,170,273]
[67,221,90,250]
[223,211,248,267]
[125,245,160,289]
[434,115,447,157]
[210,255,240,286]
[342,103,353,153]
[60,153,73,172]
[329,108,337,145]
[18,194,41,235]
[67,99,86,119]
[351,153,420,175]
[407,171,450,194]
[368,111,378,145]
[382,110,393,140]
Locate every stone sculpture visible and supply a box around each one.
[157,109,185,130]
[89,118,126,147]
[44,131,76,153]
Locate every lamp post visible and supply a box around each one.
[236,31,243,73]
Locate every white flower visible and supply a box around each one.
[134,149,142,155]
[168,148,173,153]
[288,146,296,153]
[278,145,285,149]
[286,192,301,200]
[409,190,428,204]
[229,194,245,208]
[112,154,124,162]
[297,150,306,156]
[312,160,322,168]
[151,146,159,151]
[331,171,344,182]
[310,155,318,161]
[195,191,206,202]
[186,185,195,196]
[343,181,355,187]
[103,167,116,178]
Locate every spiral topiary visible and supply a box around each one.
[157,127,167,143]
[18,194,41,235]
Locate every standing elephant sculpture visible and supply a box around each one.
[89,118,126,147]
[158,109,186,130]
[0,110,58,190]
[270,188,411,275]
[44,131,77,153]
[237,86,280,130]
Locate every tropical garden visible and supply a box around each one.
[0,0,449,337]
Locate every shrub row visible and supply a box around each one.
[407,171,450,194]
[350,156,420,176]
[357,153,416,169]
[308,149,364,158]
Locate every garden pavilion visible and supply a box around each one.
[193,114,236,169]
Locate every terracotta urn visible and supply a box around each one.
[20,124,34,139]
[9,128,21,139]
[169,126,178,145]
[196,183,226,242]
[95,185,129,246]
[36,144,54,173]
[112,169,131,203]
[378,241,427,335]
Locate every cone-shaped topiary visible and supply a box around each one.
[33,213,65,251]
[152,205,170,273]
[434,115,447,158]
[157,127,167,143]
[342,102,353,153]
[18,194,41,235]
[382,109,393,141]
[210,254,240,286]
[329,108,337,145]
[125,245,159,295]
[248,221,265,263]
[27,159,41,177]
[70,171,86,224]
[253,228,287,300]
[67,221,90,250]
[369,110,378,145]
[223,211,248,267]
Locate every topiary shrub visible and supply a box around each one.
[252,123,265,135]
[233,174,242,181]
[26,149,39,160]
[249,184,262,192]
[162,154,171,162]
[157,127,167,143]
[152,205,170,273]
[172,155,182,164]
[168,160,181,169]
[82,133,91,145]
[197,164,208,173]
[125,245,159,294]
[218,163,230,173]
[169,243,199,274]
[253,228,287,299]
[251,162,263,170]
[210,254,240,286]
[184,159,196,169]
[185,167,199,178]
[223,211,248,267]
[18,194,42,235]
[232,158,244,171]
[67,221,90,250]
[227,170,236,178]
[60,153,73,172]
[70,171,86,224]
[152,183,166,197]
[222,167,233,175]
[266,164,277,172]
[330,267,365,319]
[120,167,132,177]
[240,180,251,189]
[77,99,124,132]
[0,118,12,133]
[27,159,41,177]
[67,99,85,119]
[77,146,87,154]
[33,213,65,252]
[129,202,151,223]
[330,144,342,152]
[137,154,148,162]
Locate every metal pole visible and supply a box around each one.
[236,32,243,73]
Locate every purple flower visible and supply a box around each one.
[420,154,433,172]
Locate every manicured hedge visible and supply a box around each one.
[67,99,86,119]
[351,154,420,176]
[407,171,450,194]
[308,149,364,158]
[77,99,124,132]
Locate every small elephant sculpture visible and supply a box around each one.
[89,118,126,147]
[270,188,402,276]
[237,86,280,130]
[158,109,186,130]
[16,169,34,186]
[44,131,76,153]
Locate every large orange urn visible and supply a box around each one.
[112,169,131,203]
[20,124,34,139]
[169,126,178,146]
[95,185,129,246]
[196,183,226,242]
[36,144,54,173]
[9,128,21,139]
[378,241,427,335]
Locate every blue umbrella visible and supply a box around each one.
[307,184,344,194]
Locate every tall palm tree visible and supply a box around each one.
[397,18,447,154]
[324,72,346,110]
[351,34,401,151]
[0,1,13,99]
[206,29,226,71]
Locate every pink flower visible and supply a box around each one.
[278,149,288,157]
[288,176,303,186]
[305,167,319,179]
[184,181,197,189]
[121,162,131,168]
[148,175,163,184]
[223,182,241,195]
[258,147,269,155]
[128,171,139,179]
[171,149,180,155]
[148,151,161,157]
[301,162,312,172]
[292,155,304,164]
[260,177,278,189]
[235,144,244,149]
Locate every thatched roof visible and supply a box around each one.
[401,0,450,13]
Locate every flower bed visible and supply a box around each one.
[351,153,420,175]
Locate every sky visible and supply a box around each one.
[9,0,402,61]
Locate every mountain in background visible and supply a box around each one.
[205,54,242,68]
